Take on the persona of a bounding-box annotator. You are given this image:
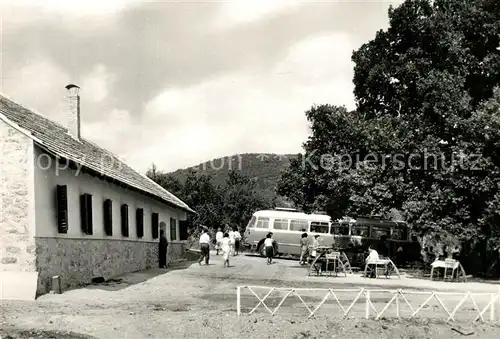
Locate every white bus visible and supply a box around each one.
[243,209,413,263]
[243,209,334,256]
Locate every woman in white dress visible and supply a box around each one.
[220,233,232,268]
[228,228,235,256]
[215,228,223,255]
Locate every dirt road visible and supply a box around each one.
[2,251,500,338]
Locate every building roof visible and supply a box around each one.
[0,93,194,213]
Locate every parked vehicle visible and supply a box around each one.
[243,209,418,267]
[243,209,333,256]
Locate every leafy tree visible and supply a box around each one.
[278,105,399,220]
[351,0,500,246]
[147,167,274,235]
[278,0,500,274]
[222,170,274,229]
[178,169,224,228]
[166,153,296,204]
[147,165,184,198]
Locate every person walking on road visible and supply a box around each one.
[198,227,211,265]
[215,228,223,255]
[264,233,275,265]
[233,227,242,256]
[220,232,231,268]
[228,227,235,256]
[299,232,309,265]
[311,235,320,258]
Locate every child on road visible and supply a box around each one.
[264,233,274,265]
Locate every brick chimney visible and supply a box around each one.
[65,84,81,139]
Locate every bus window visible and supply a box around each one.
[246,216,256,229]
[351,225,369,237]
[290,219,308,232]
[310,221,329,234]
[331,222,349,235]
[256,217,270,229]
[273,219,289,230]
[392,227,408,240]
[371,226,390,239]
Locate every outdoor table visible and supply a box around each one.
[363,258,401,279]
[307,246,348,277]
[430,258,467,282]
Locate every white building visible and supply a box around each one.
[0,84,194,298]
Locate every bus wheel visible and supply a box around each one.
[259,243,266,257]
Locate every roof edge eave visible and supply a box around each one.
[33,142,195,213]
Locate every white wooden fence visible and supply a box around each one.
[236,286,500,323]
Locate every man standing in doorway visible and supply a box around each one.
[159,230,168,268]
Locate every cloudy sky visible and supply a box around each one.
[0,0,402,173]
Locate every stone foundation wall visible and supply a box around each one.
[35,237,186,295]
[167,242,186,261]
[0,121,36,272]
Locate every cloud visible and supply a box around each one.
[1,59,70,125]
[1,0,401,174]
[0,0,137,15]
[212,0,299,29]
[93,31,356,173]
[2,0,392,120]
[81,65,115,103]
[82,108,133,151]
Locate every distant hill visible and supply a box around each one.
[168,153,298,203]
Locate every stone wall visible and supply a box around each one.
[35,237,185,295]
[167,242,186,261]
[0,121,36,272]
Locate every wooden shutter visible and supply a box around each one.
[136,208,144,238]
[55,185,68,233]
[103,199,113,236]
[80,193,93,235]
[179,219,188,240]
[121,204,129,237]
[151,213,159,239]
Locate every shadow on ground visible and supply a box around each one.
[85,252,199,292]
[0,328,97,339]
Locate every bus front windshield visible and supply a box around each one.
[246,216,256,229]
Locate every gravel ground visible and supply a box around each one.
[1,251,500,339]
